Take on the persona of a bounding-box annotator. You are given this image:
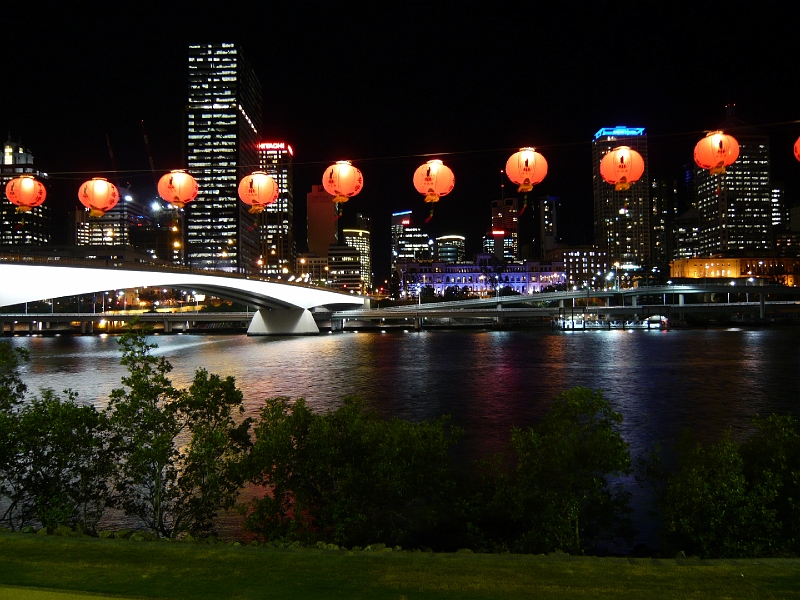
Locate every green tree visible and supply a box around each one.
[179,368,252,537]
[1,389,111,532]
[659,430,780,557]
[106,327,250,538]
[464,388,632,554]
[246,395,461,548]
[740,414,800,553]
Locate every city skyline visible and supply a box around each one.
[2,3,800,282]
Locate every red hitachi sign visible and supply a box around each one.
[492,230,505,236]
[257,142,294,156]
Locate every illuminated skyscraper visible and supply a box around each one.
[592,126,650,266]
[435,235,465,263]
[306,185,337,257]
[491,197,518,260]
[391,211,431,270]
[185,42,262,273]
[1,138,50,245]
[257,141,294,275]
[696,111,772,255]
[342,228,371,292]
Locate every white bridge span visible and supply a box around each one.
[0,263,365,335]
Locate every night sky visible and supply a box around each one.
[3,2,799,283]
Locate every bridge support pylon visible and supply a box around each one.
[247,309,319,336]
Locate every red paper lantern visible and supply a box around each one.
[505,148,547,192]
[794,136,800,162]
[694,131,739,175]
[78,178,119,217]
[599,146,645,191]
[5,175,46,213]
[322,161,363,203]
[413,159,455,203]
[158,170,198,208]
[238,172,279,214]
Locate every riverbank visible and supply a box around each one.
[0,532,798,599]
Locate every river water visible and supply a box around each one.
[6,327,800,546]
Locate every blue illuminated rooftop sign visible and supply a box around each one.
[392,210,413,216]
[594,126,645,140]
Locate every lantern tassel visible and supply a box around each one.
[519,194,528,216]
[14,206,32,214]
[614,177,630,192]
[517,183,533,193]
[425,207,435,224]
[333,195,349,203]
[424,193,440,203]
[88,208,106,218]
[247,205,264,215]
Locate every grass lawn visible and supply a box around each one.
[1,532,799,599]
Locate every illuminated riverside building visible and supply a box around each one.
[257,142,294,275]
[670,256,797,286]
[697,109,772,256]
[391,211,432,270]
[70,189,147,247]
[547,246,609,289]
[342,228,371,292]
[435,235,465,263]
[185,42,262,274]
[397,254,565,298]
[592,126,650,266]
[328,244,362,293]
[1,138,50,245]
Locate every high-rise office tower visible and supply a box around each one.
[185,42,262,273]
[538,195,559,260]
[592,126,650,266]
[436,235,466,263]
[491,197,519,260]
[697,108,772,256]
[391,212,432,269]
[342,228,371,292]
[650,180,678,269]
[307,185,337,257]
[257,141,294,275]
[71,188,147,247]
[1,138,50,245]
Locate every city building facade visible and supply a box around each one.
[257,141,294,275]
[592,126,650,267]
[1,138,50,245]
[185,42,262,273]
[307,185,337,257]
[342,228,371,292]
[435,235,466,263]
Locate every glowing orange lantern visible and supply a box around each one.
[157,170,198,208]
[694,131,739,175]
[238,172,279,214]
[506,148,547,193]
[599,146,645,191]
[794,136,800,162]
[78,178,119,217]
[5,175,46,213]
[413,159,455,203]
[322,161,363,203]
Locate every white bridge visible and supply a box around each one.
[0,263,365,335]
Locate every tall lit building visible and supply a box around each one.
[185,42,262,273]
[491,197,519,259]
[392,212,432,268]
[1,138,50,245]
[696,108,772,255]
[71,189,147,247]
[328,243,362,293]
[342,228,371,292]
[650,180,678,270]
[307,185,337,257]
[435,235,466,263]
[538,195,559,260]
[391,210,412,272]
[592,126,650,266]
[257,141,294,275]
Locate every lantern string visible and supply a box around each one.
[29,117,800,178]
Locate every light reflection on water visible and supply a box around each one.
[7,328,800,543]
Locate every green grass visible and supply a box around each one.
[1,532,799,599]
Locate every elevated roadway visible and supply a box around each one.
[0,262,364,335]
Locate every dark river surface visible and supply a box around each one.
[7,327,800,548]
